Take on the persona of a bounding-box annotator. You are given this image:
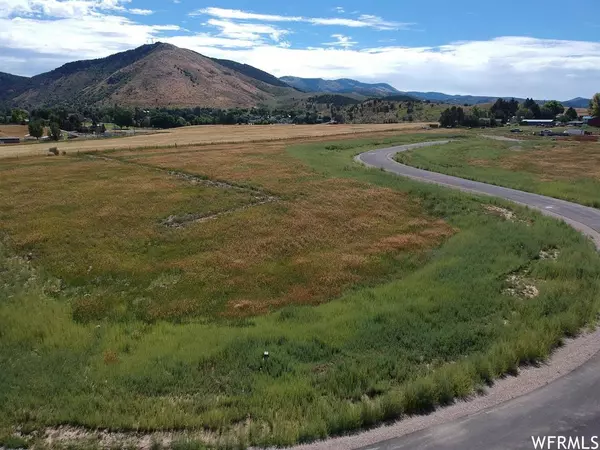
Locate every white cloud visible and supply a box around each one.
[190,7,301,23]
[128,7,153,15]
[323,34,356,48]
[0,0,131,18]
[0,14,178,67]
[206,18,288,42]
[191,7,411,30]
[333,6,344,13]
[170,37,600,99]
[0,2,598,100]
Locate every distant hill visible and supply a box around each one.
[562,97,591,108]
[382,94,420,102]
[0,43,298,109]
[307,94,362,107]
[402,91,592,107]
[0,72,29,104]
[401,92,523,105]
[209,58,292,89]
[280,76,401,97]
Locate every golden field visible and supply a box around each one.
[0,123,430,159]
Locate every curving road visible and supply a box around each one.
[353,141,600,450]
[356,141,600,248]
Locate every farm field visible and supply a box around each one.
[0,123,430,159]
[0,124,28,137]
[1,131,600,449]
[396,135,600,207]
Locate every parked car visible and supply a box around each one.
[510,128,523,133]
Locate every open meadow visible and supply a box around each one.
[0,123,430,159]
[1,129,600,449]
[395,135,600,207]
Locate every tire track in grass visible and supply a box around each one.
[85,153,279,227]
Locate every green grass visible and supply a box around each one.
[395,136,600,208]
[0,434,29,449]
[1,134,599,448]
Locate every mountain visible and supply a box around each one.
[563,97,591,109]
[400,92,523,105]
[0,72,29,104]
[1,43,297,109]
[280,76,401,97]
[401,91,592,107]
[209,58,292,89]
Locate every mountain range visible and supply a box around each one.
[279,76,400,97]
[396,91,590,108]
[0,43,592,110]
[281,81,590,108]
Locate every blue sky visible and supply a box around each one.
[1,0,599,98]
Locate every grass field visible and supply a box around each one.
[396,135,600,207]
[1,131,600,449]
[0,124,28,138]
[0,123,430,159]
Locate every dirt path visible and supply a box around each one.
[480,134,523,142]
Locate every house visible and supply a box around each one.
[583,116,594,124]
[563,129,585,136]
[521,119,555,126]
[587,117,600,128]
[0,137,20,144]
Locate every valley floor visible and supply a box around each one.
[0,123,430,159]
[1,131,599,449]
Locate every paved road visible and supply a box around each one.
[356,141,600,248]
[355,141,600,450]
[359,354,600,450]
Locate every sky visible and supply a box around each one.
[1,0,599,99]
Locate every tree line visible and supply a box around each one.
[438,97,591,128]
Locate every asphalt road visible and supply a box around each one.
[355,141,600,450]
[356,141,600,248]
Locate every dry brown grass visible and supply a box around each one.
[0,124,28,137]
[0,123,429,159]
[0,131,453,321]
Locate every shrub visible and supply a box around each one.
[0,435,29,449]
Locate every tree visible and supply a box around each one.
[516,107,534,120]
[48,122,62,141]
[590,93,600,117]
[523,98,537,110]
[565,107,578,121]
[10,108,28,124]
[28,120,44,139]
[544,100,564,116]
[439,106,465,127]
[439,109,453,127]
[539,106,556,120]
[113,107,134,128]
